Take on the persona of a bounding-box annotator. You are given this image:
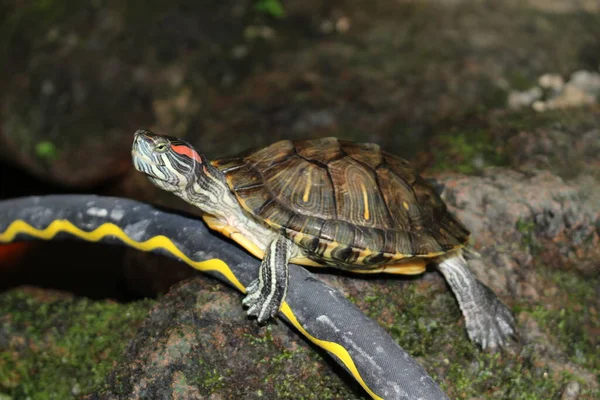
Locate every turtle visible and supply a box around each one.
[131,129,517,349]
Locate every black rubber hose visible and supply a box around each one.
[0,195,449,400]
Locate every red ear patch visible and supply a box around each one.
[171,144,202,163]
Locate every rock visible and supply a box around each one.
[569,70,600,95]
[538,73,564,92]
[507,87,543,109]
[0,6,154,188]
[90,279,359,399]
[532,100,548,112]
[506,126,600,180]
[561,381,581,400]
[507,69,600,112]
[543,83,596,110]
[0,287,155,399]
[437,168,598,292]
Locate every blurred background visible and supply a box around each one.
[0,1,599,399]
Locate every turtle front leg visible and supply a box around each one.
[436,251,517,350]
[242,235,293,324]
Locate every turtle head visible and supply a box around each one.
[132,129,240,219]
[131,129,204,193]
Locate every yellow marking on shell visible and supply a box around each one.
[354,247,376,265]
[291,256,323,267]
[0,219,245,293]
[280,302,384,400]
[225,175,236,191]
[291,228,457,271]
[262,218,274,227]
[420,243,465,259]
[286,230,325,266]
[360,182,370,221]
[302,169,312,203]
[350,258,426,275]
[354,246,409,265]
[424,249,453,258]
[321,241,337,260]
[402,201,409,210]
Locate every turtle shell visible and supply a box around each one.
[212,137,470,267]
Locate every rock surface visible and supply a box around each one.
[87,279,359,399]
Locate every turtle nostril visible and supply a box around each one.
[134,129,155,143]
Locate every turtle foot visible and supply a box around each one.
[241,235,291,324]
[437,252,518,350]
[464,283,518,350]
[242,278,283,324]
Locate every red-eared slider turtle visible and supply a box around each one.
[131,130,517,349]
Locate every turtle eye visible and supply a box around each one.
[155,142,168,153]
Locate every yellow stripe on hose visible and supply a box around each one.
[0,219,246,293]
[280,302,383,400]
[1,219,381,399]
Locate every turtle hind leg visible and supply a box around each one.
[436,251,517,350]
[242,235,293,324]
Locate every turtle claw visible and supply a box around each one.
[245,279,259,295]
[464,283,518,350]
[243,278,282,324]
[242,279,261,306]
[243,279,273,323]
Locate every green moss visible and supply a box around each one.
[442,350,571,399]
[271,368,354,400]
[496,106,598,133]
[240,324,359,399]
[516,219,540,255]
[350,273,600,399]
[243,323,275,346]
[194,366,225,393]
[254,0,286,19]
[429,128,508,174]
[446,262,599,399]
[495,265,600,399]
[35,140,59,161]
[0,289,154,399]
[427,104,600,175]
[532,269,599,373]
[359,282,471,358]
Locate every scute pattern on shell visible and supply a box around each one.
[213,137,470,267]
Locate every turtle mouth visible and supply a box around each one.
[131,150,168,185]
[131,148,162,168]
